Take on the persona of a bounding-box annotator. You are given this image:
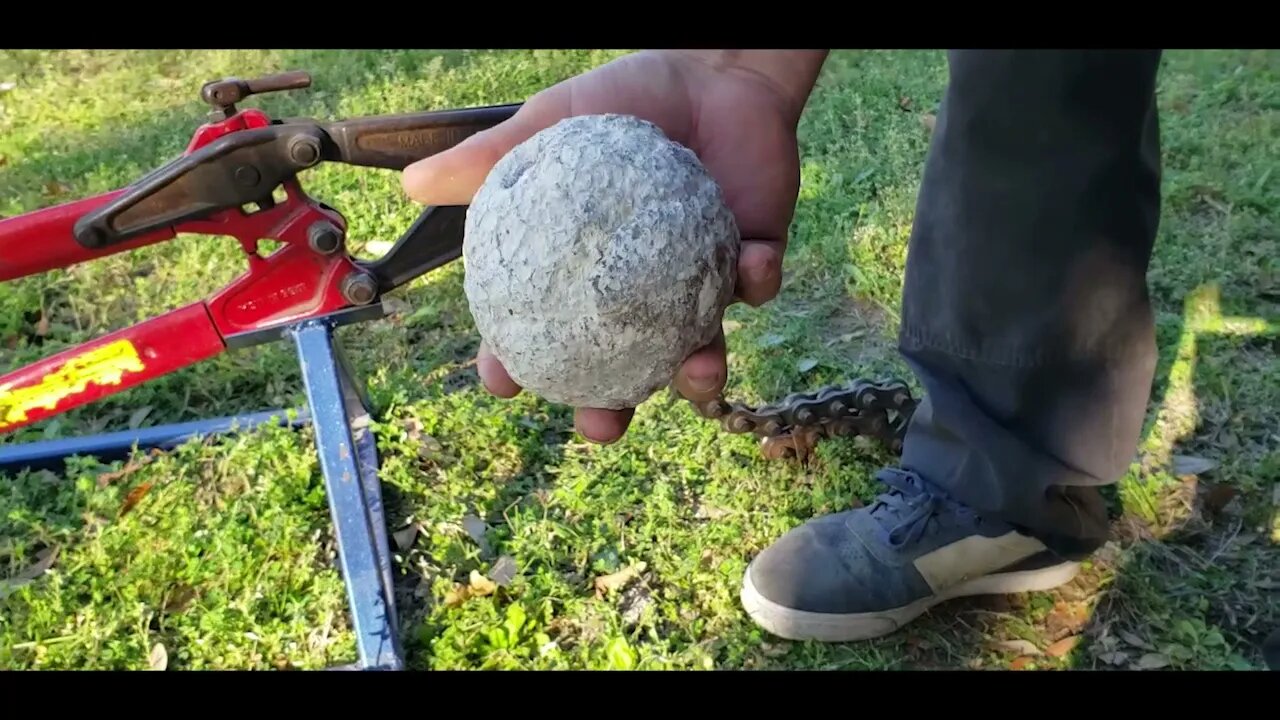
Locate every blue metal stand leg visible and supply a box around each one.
[291,318,402,670]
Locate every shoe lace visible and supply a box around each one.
[868,468,980,549]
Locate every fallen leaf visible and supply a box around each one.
[1132,652,1170,670]
[468,570,498,597]
[43,180,71,197]
[128,405,153,430]
[0,546,59,599]
[920,113,937,132]
[96,458,148,486]
[1009,655,1035,670]
[119,481,154,517]
[35,311,49,337]
[1045,601,1089,637]
[898,95,913,110]
[991,639,1042,656]
[1045,635,1081,658]
[391,524,419,551]
[1119,630,1155,650]
[461,514,492,556]
[796,357,819,373]
[1172,454,1217,476]
[443,585,470,607]
[1202,481,1239,514]
[694,503,731,520]
[593,561,646,598]
[489,555,518,587]
[1097,650,1129,666]
[824,329,867,347]
[148,643,168,670]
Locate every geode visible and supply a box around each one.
[462,113,740,409]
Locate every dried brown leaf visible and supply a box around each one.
[148,642,168,670]
[35,311,49,337]
[1045,635,1081,658]
[593,561,646,598]
[1045,601,1089,637]
[990,639,1042,656]
[119,481,154,517]
[1203,482,1240,515]
[96,457,149,487]
[443,585,470,607]
[468,570,497,597]
[1009,655,1035,670]
[898,95,913,111]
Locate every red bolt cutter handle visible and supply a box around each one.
[0,71,521,435]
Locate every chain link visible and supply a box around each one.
[684,377,919,461]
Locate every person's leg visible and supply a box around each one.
[741,50,1164,642]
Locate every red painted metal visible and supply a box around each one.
[0,193,177,281]
[0,106,365,435]
[0,303,226,433]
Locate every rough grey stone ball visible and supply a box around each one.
[463,113,740,410]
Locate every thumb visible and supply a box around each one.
[401,95,566,207]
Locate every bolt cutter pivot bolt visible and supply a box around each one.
[289,135,321,167]
[308,221,343,255]
[341,271,378,305]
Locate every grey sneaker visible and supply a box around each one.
[741,468,1081,642]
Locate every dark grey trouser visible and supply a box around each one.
[898,50,1165,558]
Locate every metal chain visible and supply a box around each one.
[684,377,919,461]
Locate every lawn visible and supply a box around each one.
[0,49,1276,671]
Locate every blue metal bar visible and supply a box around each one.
[291,319,402,671]
[0,408,311,475]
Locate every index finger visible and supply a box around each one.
[401,89,571,207]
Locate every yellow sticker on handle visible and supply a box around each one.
[0,339,146,430]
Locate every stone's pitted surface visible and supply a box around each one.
[463,114,740,409]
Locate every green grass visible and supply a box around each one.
[1,49,1277,670]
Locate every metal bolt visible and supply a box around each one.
[289,135,321,167]
[308,221,342,255]
[341,271,378,305]
[234,165,261,187]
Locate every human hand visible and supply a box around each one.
[402,49,827,443]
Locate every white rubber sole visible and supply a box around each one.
[740,560,1082,643]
